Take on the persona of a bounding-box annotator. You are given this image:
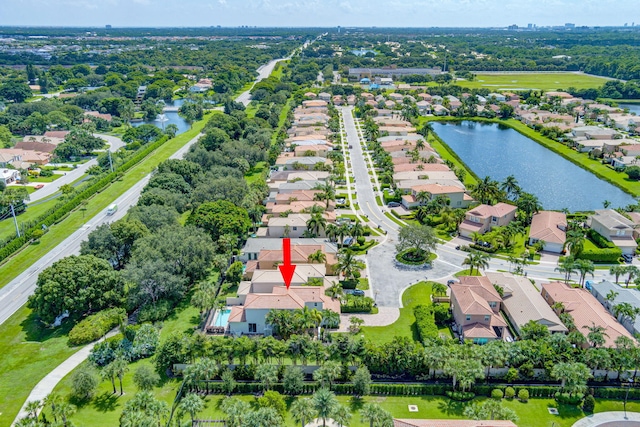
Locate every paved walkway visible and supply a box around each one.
[13,331,117,424]
[572,411,640,426]
[337,307,401,332]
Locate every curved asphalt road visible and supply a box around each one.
[339,106,618,307]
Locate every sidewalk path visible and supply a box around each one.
[337,307,400,332]
[572,411,640,426]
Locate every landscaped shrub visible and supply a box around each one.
[357,236,366,245]
[491,389,504,399]
[555,392,584,405]
[446,391,475,401]
[433,304,452,326]
[505,386,516,399]
[583,394,595,412]
[577,247,622,263]
[414,304,438,342]
[587,229,616,248]
[505,367,519,383]
[68,307,126,346]
[517,389,529,402]
[138,300,173,322]
[341,295,375,313]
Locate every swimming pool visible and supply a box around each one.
[213,309,231,327]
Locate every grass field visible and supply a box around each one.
[455,72,610,91]
[0,118,208,291]
[361,282,450,343]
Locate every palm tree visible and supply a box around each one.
[333,404,352,427]
[255,364,279,391]
[462,250,490,275]
[500,175,521,200]
[350,221,365,242]
[336,249,365,281]
[325,223,339,243]
[564,230,585,257]
[613,302,640,326]
[308,249,327,264]
[313,361,341,389]
[314,182,336,210]
[432,282,448,296]
[516,192,542,225]
[101,361,118,394]
[221,397,251,427]
[415,190,431,206]
[291,398,316,427]
[325,282,344,299]
[555,256,577,284]
[625,265,640,287]
[610,265,627,284]
[583,323,609,348]
[312,388,339,427]
[55,402,76,427]
[360,402,393,427]
[605,290,619,309]
[337,223,351,246]
[575,259,595,288]
[470,176,502,205]
[306,213,327,238]
[179,393,204,424]
[112,357,128,395]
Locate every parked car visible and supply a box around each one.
[387,202,401,208]
[34,184,44,189]
[622,254,633,263]
[345,289,365,296]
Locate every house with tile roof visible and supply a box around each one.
[459,203,517,238]
[227,286,340,336]
[450,276,508,344]
[541,281,634,348]
[589,209,637,255]
[590,280,640,336]
[486,272,567,336]
[528,211,567,253]
[401,183,471,210]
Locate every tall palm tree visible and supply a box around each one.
[312,388,339,427]
[462,250,490,275]
[350,221,365,242]
[336,249,365,281]
[516,192,542,225]
[605,290,619,309]
[291,398,316,427]
[583,323,609,348]
[325,223,339,243]
[555,256,578,284]
[306,213,327,238]
[470,176,502,205]
[314,182,336,209]
[564,230,585,257]
[179,393,204,424]
[112,357,128,395]
[415,190,431,206]
[575,259,595,288]
[624,265,640,287]
[610,265,627,284]
[500,175,521,200]
[333,404,352,427]
[360,403,393,427]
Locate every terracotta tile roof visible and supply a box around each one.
[458,276,503,301]
[529,211,567,245]
[451,285,494,316]
[258,245,323,263]
[467,203,516,219]
[541,281,633,347]
[462,323,498,338]
[43,130,69,138]
[411,183,465,195]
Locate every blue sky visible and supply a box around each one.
[0,0,637,28]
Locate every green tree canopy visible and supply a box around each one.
[187,200,251,241]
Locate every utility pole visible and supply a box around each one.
[10,204,20,238]
[108,150,114,173]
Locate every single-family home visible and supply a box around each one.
[450,276,508,344]
[541,281,633,348]
[459,203,517,238]
[0,168,20,185]
[590,280,640,336]
[528,211,567,253]
[294,145,329,158]
[488,93,506,102]
[487,272,567,336]
[227,286,340,336]
[588,209,637,255]
[240,237,338,262]
[401,183,470,209]
[267,214,312,238]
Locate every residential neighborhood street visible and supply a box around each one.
[339,106,619,308]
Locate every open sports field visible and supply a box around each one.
[456,72,610,91]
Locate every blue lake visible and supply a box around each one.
[132,111,190,135]
[619,103,640,115]
[431,121,637,212]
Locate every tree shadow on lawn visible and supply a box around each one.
[92,391,121,413]
[348,396,365,412]
[20,310,74,344]
[435,398,468,417]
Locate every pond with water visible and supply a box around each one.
[431,121,636,212]
[619,103,640,115]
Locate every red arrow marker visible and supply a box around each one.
[279,238,296,290]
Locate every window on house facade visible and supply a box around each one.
[293,226,298,230]
[484,315,490,321]
[473,338,488,345]
[489,301,497,308]
[465,315,471,321]
[248,323,257,333]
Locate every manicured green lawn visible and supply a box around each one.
[28,174,62,183]
[245,161,268,185]
[455,72,609,91]
[0,118,208,290]
[455,269,482,277]
[0,306,79,426]
[361,282,434,343]
[0,197,59,241]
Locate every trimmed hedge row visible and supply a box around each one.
[587,229,616,249]
[414,304,439,342]
[0,136,169,263]
[577,247,622,263]
[68,307,126,346]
